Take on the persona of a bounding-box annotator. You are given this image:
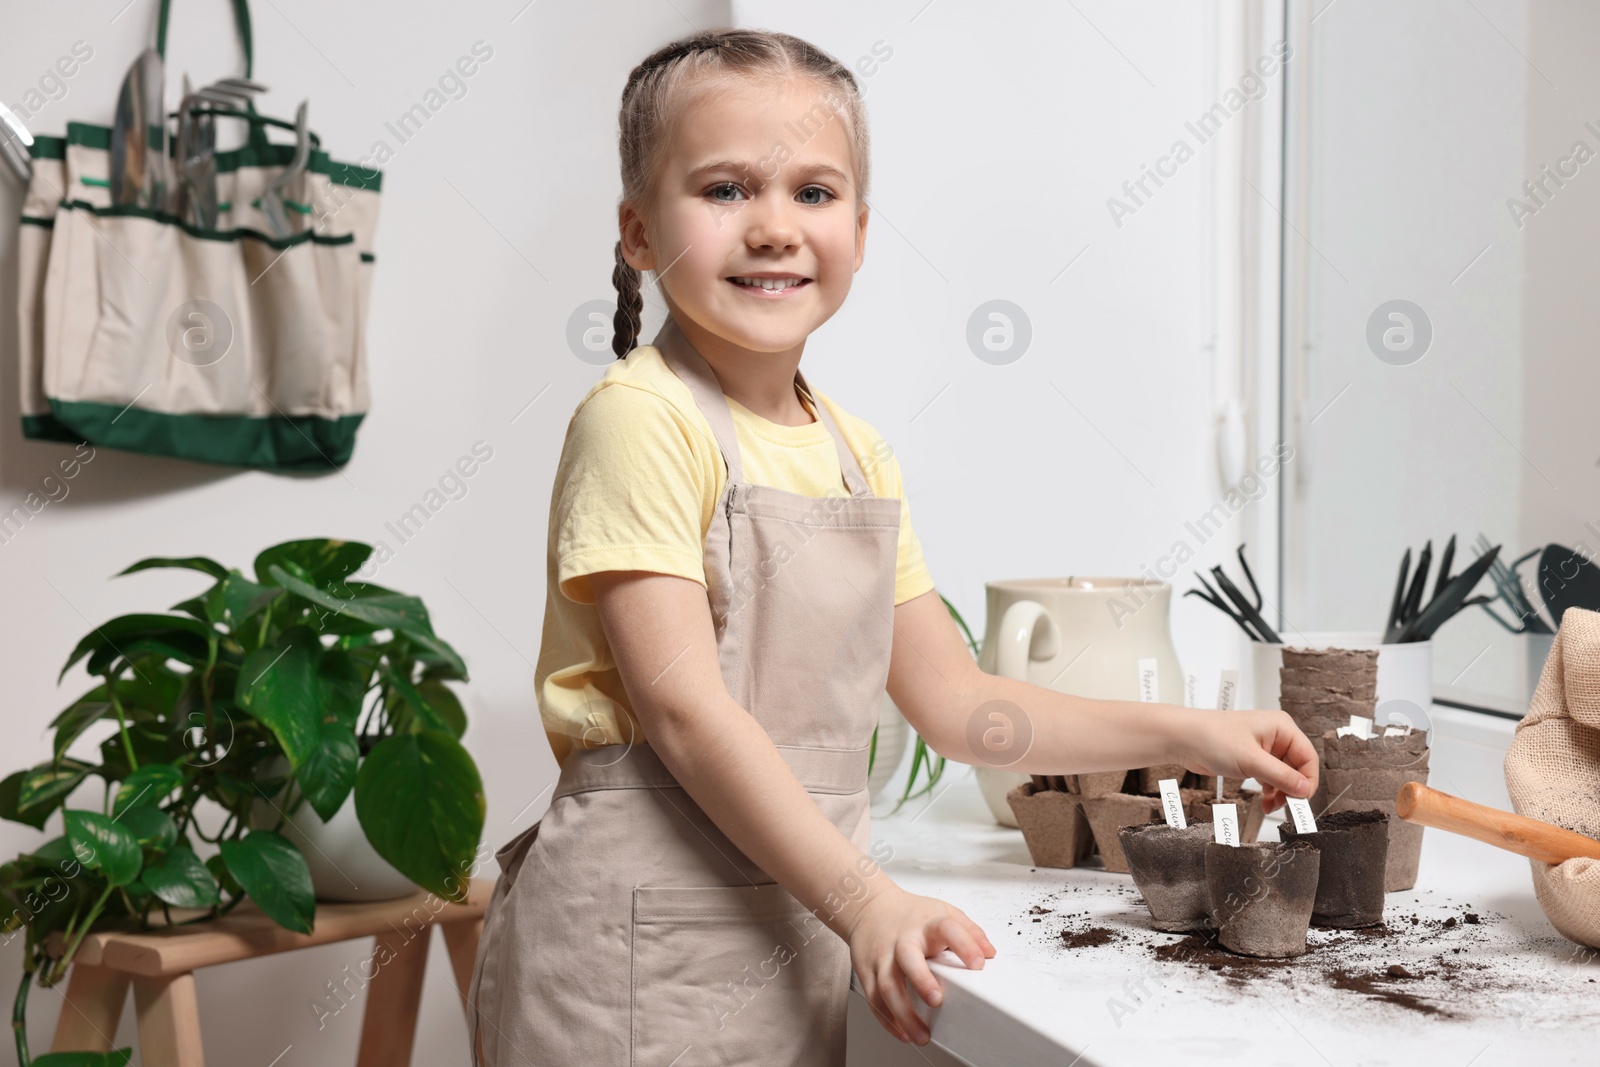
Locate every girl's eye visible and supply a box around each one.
[704,183,837,205]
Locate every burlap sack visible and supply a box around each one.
[1505,606,1600,949]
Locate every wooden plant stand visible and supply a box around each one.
[44,878,491,1066]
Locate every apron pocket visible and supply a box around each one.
[631,883,847,1065]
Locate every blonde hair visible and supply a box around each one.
[611,29,871,358]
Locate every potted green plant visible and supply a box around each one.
[868,594,978,815]
[0,538,483,1067]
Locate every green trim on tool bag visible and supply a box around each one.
[63,122,382,192]
[27,399,364,471]
[59,199,357,249]
[29,135,66,161]
[249,197,312,214]
[20,413,86,445]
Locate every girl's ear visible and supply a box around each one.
[854,203,870,272]
[618,202,656,271]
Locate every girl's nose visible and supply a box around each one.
[742,194,802,251]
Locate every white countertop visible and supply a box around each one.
[864,733,1600,1067]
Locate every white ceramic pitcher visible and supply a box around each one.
[974,577,1184,826]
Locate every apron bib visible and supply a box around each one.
[468,317,901,1066]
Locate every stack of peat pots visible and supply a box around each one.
[1277,646,1378,815]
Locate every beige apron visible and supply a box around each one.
[468,317,902,1066]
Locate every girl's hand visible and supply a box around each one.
[846,887,995,1046]
[1177,708,1318,814]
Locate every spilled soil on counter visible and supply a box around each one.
[1010,877,1598,1022]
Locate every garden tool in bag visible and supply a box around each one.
[16,0,382,471]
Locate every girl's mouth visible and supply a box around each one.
[727,276,812,298]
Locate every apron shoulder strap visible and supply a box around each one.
[654,322,747,485]
[793,369,872,497]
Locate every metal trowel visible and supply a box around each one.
[110,48,167,207]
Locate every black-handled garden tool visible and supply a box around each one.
[1184,543,1281,643]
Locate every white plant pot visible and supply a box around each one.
[869,693,912,799]
[1247,631,1434,734]
[250,756,419,903]
[974,767,1027,828]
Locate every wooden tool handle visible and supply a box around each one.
[1395,782,1600,865]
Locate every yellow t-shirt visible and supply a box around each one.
[537,342,936,768]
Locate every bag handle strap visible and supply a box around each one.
[158,0,272,153]
[157,0,255,79]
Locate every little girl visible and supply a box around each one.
[468,28,1317,1066]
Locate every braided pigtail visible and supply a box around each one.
[611,240,644,359]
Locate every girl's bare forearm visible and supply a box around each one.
[936,669,1196,775]
[645,697,898,940]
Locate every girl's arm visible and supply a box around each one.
[590,569,989,1046]
[885,589,1318,812]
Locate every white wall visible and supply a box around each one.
[0,2,1272,1062]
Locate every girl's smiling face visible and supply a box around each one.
[621,76,868,361]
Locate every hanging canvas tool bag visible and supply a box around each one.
[16,0,381,470]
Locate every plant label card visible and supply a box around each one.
[1215,669,1239,712]
[1212,803,1240,845]
[1337,714,1374,739]
[1213,670,1242,800]
[1138,658,1160,704]
[1158,777,1186,829]
[1384,724,1410,737]
[1286,796,1318,833]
